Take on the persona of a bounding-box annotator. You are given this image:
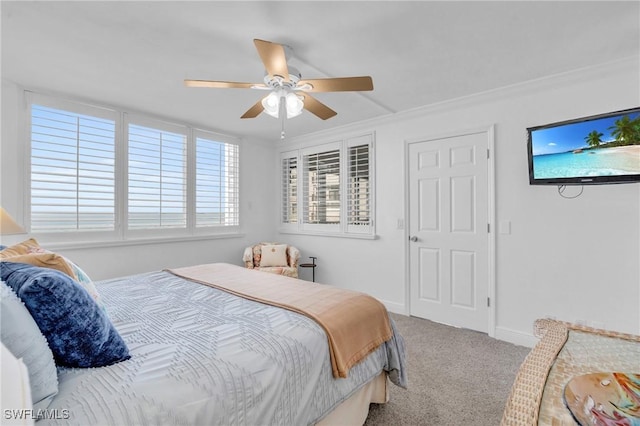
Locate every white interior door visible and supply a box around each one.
[408,130,490,332]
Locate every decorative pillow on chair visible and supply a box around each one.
[1,281,58,410]
[1,262,130,368]
[260,244,288,267]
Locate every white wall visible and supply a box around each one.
[278,57,640,345]
[1,80,278,280]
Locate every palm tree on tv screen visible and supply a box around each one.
[584,130,603,148]
[608,115,640,145]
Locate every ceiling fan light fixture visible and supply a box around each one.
[261,91,281,118]
[285,92,304,118]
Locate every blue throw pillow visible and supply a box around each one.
[1,262,130,368]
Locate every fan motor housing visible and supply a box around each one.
[264,65,302,89]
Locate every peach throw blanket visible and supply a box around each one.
[166,263,393,379]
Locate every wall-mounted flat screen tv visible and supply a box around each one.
[527,107,640,185]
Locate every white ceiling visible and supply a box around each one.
[2,1,639,141]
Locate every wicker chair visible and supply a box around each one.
[242,242,300,278]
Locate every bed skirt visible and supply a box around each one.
[317,372,389,426]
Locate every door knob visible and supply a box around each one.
[409,236,418,242]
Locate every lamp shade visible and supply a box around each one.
[0,208,26,235]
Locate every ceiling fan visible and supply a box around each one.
[184,39,374,123]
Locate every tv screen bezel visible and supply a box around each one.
[527,107,640,186]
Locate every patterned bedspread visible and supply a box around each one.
[40,270,406,426]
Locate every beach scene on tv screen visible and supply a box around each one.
[531,111,640,179]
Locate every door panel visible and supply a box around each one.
[409,131,489,332]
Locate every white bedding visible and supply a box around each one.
[40,269,405,426]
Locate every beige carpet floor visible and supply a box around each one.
[364,313,531,426]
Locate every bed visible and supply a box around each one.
[500,318,640,426]
[1,241,406,426]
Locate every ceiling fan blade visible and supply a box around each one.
[298,76,373,92]
[240,98,265,119]
[254,39,289,82]
[301,94,337,120]
[184,79,266,89]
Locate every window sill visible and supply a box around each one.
[38,232,245,252]
[278,229,378,240]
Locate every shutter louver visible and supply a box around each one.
[195,137,239,227]
[128,124,186,229]
[303,149,340,225]
[30,104,116,232]
[347,144,370,226]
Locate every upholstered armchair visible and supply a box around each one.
[243,242,300,278]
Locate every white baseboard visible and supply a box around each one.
[494,326,538,348]
[380,300,408,315]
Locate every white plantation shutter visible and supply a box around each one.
[27,92,243,243]
[281,154,298,224]
[280,133,374,236]
[195,135,239,227]
[302,146,341,226]
[127,123,187,230]
[30,104,116,232]
[347,143,371,229]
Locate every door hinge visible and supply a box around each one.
[487,223,490,233]
[487,297,491,307]
[487,149,490,159]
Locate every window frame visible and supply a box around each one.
[24,91,241,246]
[279,132,376,238]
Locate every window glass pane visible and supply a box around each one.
[128,123,186,229]
[196,136,239,227]
[31,104,116,232]
[303,149,340,224]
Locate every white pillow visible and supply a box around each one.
[260,244,288,267]
[0,281,58,411]
[1,343,34,426]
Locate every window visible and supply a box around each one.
[27,92,240,243]
[280,133,374,237]
[127,121,187,230]
[195,132,239,227]
[347,143,371,228]
[30,103,117,233]
[303,146,341,227]
[281,155,297,224]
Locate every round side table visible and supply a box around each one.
[299,256,317,282]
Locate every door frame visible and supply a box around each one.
[403,125,496,337]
